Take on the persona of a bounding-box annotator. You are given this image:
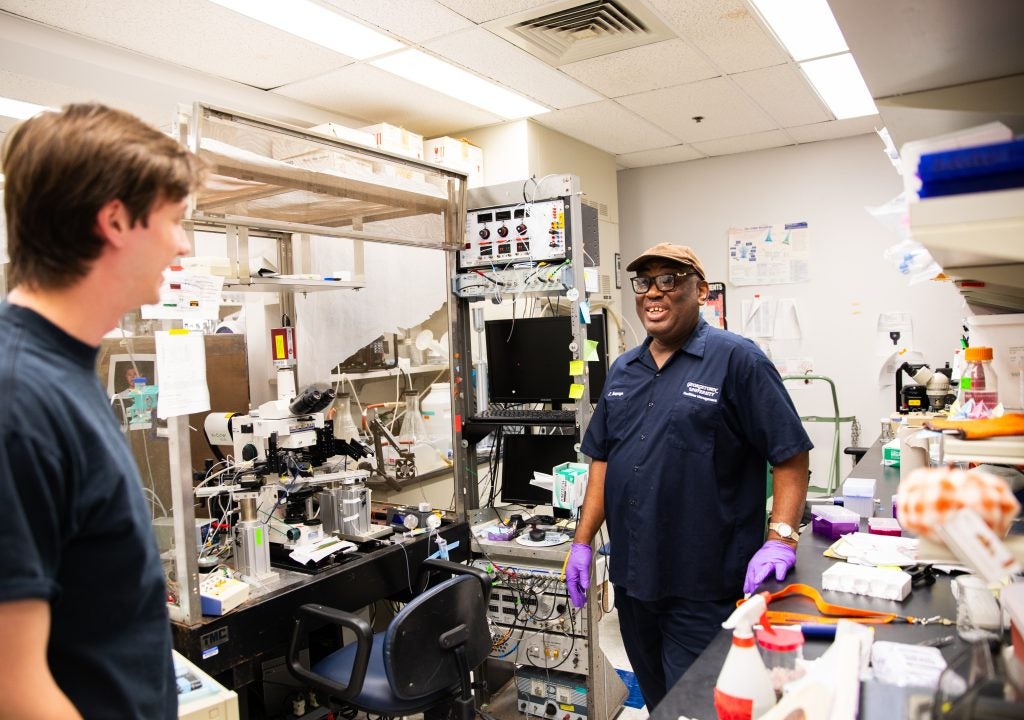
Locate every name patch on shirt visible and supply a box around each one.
[683,381,720,403]
[607,390,625,397]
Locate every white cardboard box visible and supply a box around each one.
[360,122,424,160]
[423,136,484,186]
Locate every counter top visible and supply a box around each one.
[650,442,968,720]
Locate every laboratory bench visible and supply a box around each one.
[171,520,469,692]
[650,440,973,720]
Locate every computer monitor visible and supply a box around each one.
[499,433,577,518]
[484,313,607,405]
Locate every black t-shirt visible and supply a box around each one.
[0,304,176,718]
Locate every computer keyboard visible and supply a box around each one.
[471,408,577,424]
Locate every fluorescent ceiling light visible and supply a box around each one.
[748,0,847,61]
[801,54,878,119]
[0,97,51,120]
[209,0,403,59]
[371,49,549,120]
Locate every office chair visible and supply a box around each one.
[288,557,494,720]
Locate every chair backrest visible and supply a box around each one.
[382,574,491,700]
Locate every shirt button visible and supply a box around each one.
[633,465,639,472]
[648,402,654,408]
[629,499,638,506]
[640,434,647,440]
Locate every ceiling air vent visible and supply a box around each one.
[486,0,674,67]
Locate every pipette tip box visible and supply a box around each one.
[812,505,861,540]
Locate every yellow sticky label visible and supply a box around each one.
[275,335,285,358]
[568,383,584,400]
[569,360,584,376]
[169,328,189,335]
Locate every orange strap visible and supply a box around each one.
[739,583,899,625]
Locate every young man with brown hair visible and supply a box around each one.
[0,103,204,718]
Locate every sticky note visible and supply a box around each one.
[569,360,584,377]
[584,339,599,362]
[579,300,591,324]
[568,383,585,400]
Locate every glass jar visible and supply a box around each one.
[756,626,805,698]
[960,346,999,417]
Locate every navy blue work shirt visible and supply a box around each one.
[581,318,812,602]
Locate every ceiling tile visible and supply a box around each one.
[691,129,792,157]
[560,39,719,98]
[425,27,602,110]
[433,0,557,24]
[787,115,882,143]
[732,64,831,127]
[0,0,353,89]
[616,144,705,168]
[619,77,777,142]
[532,100,678,154]
[322,0,473,44]
[272,63,504,138]
[648,0,789,74]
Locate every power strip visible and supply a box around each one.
[200,575,250,616]
[452,265,569,299]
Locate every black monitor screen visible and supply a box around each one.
[500,433,578,515]
[484,313,607,405]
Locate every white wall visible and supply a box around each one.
[617,133,967,487]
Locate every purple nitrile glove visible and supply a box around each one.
[743,540,796,595]
[564,543,592,608]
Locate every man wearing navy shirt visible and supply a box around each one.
[566,243,811,709]
[0,103,204,718]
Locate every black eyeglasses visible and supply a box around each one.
[630,272,694,294]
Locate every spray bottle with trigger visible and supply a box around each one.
[713,591,776,720]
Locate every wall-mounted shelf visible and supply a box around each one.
[330,363,449,382]
[908,187,1024,311]
[222,276,364,293]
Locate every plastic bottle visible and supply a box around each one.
[332,392,361,442]
[714,592,777,719]
[420,382,453,463]
[755,626,805,698]
[960,346,999,417]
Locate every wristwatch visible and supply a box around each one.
[768,521,799,541]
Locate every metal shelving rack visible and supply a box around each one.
[447,175,627,720]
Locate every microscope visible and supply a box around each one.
[895,361,954,414]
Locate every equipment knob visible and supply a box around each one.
[497,225,509,237]
[242,443,259,462]
[516,223,528,235]
[478,228,490,239]
[545,702,557,715]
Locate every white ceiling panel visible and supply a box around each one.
[322,0,473,44]
[433,0,558,24]
[619,76,776,142]
[787,115,882,144]
[272,63,504,138]
[691,128,792,156]
[424,27,602,110]
[616,144,705,168]
[559,39,719,98]
[0,0,354,90]
[732,64,831,128]
[649,0,789,74]
[533,100,678,155]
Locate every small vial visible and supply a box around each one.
[756,626,805,698]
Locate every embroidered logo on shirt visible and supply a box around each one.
[607,390,625,397]
[683,381,720,403]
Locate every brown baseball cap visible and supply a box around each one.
[626,243,707,281]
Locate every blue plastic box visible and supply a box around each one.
[918,138,1024,198]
